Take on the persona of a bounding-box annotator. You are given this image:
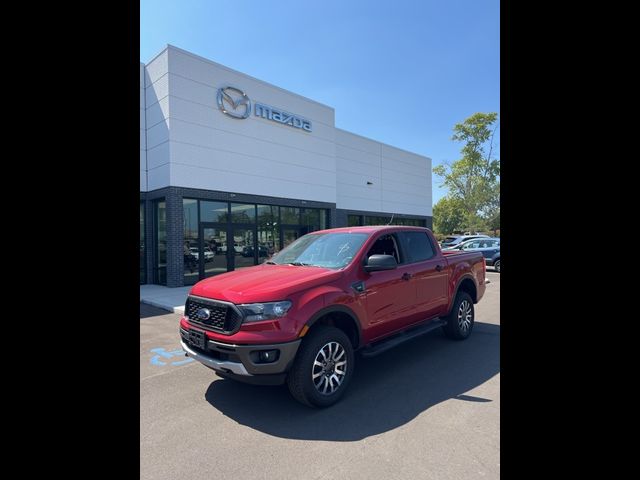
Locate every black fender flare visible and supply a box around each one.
[446,274,479,317]
[305,305,363,349]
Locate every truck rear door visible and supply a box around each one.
[397,230,449,321]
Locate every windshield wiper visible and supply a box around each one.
[264,261,277,264]
[288,262,313,266]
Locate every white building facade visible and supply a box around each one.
[140,45,432,287]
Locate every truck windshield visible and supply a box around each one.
[270,233,369,269]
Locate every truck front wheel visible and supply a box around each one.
[442,291,475,340]
[286,325,354,408]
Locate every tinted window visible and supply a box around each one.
[281,207,300,224]
[201,201,228,223]
[401,232,435,262]
[230,203,256,223]
[348,215,361,227]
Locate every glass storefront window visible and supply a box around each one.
[301,208,320,229]
[257,205,280,258]
[281,207,300,224]
[348,215,361,227]
[364,215,390,226]
[230,203,256,223]
[320,210,328,230]
[154,200,167,285]
[183,199,199,285]
[140,202,146,284]
[362,215,424,227]
[201,201,229,223]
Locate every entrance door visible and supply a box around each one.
[199,224,228,279]
[230,226,256,270]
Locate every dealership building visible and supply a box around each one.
[140,45,433,287]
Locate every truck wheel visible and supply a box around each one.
[442,291,475,340]
[494,259,500,272]
[286,325,354,408]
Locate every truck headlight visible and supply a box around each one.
[238,301,292,322]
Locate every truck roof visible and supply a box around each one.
[311,225,431,235]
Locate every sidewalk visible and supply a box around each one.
[140,285,191,314]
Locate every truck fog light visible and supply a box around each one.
[258,350,279,363]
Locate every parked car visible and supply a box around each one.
[189,247,215,261]
[242,245,269,257]
[180,226,487,407]
[219,242,244,254]
[440,234,490,249]
[445,238,500,272]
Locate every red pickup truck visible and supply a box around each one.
[180,226,486,407]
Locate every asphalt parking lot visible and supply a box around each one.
[140,271,500,480]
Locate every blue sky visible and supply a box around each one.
[141,0,500,205]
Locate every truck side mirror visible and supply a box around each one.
[364,254,398,272]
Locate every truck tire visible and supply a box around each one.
[494,259,500,272]
[286,325,354,408]
[442,291,475,340]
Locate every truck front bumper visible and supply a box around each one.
[179,326,301,385]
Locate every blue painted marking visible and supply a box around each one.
[171,358,194,366]
[150,347,194,366]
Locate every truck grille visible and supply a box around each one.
[185,296,243,334]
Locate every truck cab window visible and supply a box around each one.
[366,234,401,263]
[401,231,435,262]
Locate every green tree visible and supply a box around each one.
[433,197,465,234]
[433,112,500,233]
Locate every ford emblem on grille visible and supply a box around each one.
[196,308,211,320]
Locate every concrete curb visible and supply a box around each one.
[140,298,185,315]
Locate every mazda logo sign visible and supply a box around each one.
[196,308,211,321]
[216,86,251,119]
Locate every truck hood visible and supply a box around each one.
[189,264,343,304]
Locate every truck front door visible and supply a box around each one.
[362,232,421,343]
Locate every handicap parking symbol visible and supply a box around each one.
[150,347,194,366]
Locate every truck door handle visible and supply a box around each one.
[402,272,413,281]
[435,264,443,272]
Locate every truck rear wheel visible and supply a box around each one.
[442,291,475,340]
[286,325,354,408]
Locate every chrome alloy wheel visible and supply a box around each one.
[457,300,473,333]
[312,341,347,395]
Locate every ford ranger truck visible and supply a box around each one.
[179,226,486,408]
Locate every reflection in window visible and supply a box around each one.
[200,201,228,223]
[301,208,320,230]
[320,209,328,230]
[363,215,425,227]
[364,216,390,226]
[230,203,256,223]
[272,233,369,269]
[281,207,300,224]
[183,199,199,285]
[257,205,280,258]
[400,231,435,262]
[348,215,361,227]
[140,202,145,284]
[154,200,167,285]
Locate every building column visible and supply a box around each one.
[165,188,184,287]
